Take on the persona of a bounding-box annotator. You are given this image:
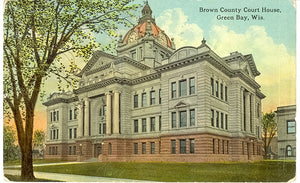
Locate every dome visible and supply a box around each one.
[122,2,173,48]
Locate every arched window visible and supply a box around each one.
[286,145,292,157]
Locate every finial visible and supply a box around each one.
[202,38,206,44]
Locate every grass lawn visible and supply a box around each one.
[32,160,295,182]
[4,159,71,166]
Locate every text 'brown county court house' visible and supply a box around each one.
[43,2,266,162]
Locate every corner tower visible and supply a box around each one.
[117,1,175,68]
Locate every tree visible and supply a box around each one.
[3,0,139,180]
[33,130,45,148]
[3,126,21,161]
[261,112,277,159]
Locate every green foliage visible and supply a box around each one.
[261,112,277,158]
[33,161,295,182]
[33,130,45,147]
[3,126,21,161]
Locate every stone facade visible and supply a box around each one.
[43,3,265,162]
[276,105,296,160]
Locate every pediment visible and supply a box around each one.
[174,101,189,108]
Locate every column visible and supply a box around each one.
[245,92,250,133]
[240,87,244,131]
[77,102,83,137]
[106,92,112,135]
[84,99,90,137]
[113,91,120,134]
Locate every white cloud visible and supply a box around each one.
[156,8,204,49]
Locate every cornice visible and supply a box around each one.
[233,70,261,89]
[43,96,78,106]
[256,90,266,99]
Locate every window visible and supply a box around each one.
[55,147,58,155]
[53,130,56,140]
[211,109,214,126]
[50,112,53,122]
[69,146,72,155]
[103,124,106,134]
[69,129,72,139]
[131,51,136,60]
[159,89,161,104]
[221,113,224,129]
[180,111,187,127]
[287,120,296,134]
[171,140,176,154]
[215,81,219,97]
[150,117,155,131]
[190,139,195,153]
[171,82,176,98]
[142,118,147,132]
[179,80,187,96]
[225,114,228,130]
[225,86,228,101]
[74,108,77,119]
[134,120,138,133]
[211,78,214,95]
[53,112,56,121]
[142,93,147,107]
[189,77,195,95]
[69,109,72,120]
[213,139,216,154]
[190,109,195,126]
[142,142,146,154]
[134,143,138,154]
[159,116,162,131]
[286,145,292,157]
[220,83,223,100]
[257,103,260,117]
[50,130,52,140]
[99,124,102,134]
[150,91,155,105]
[172,112,176,128]
[216,111,219,128]
[73,146,76,155]
[134,95,138,108]
[74,128,77,138]
[108,143,112,155]
[56,111,59,121]
[180,139,186,154]
[103,105,107,116]
[151,142,155,154]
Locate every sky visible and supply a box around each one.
[3,0,297,131]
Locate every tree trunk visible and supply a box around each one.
[21,148,34,181]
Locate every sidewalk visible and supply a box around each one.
[3,169,154,182]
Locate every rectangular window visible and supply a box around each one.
[134,95,138,108]
[134,143,138,154]
[69,109,72,120]
[180,139,186,154]
[142,142,146,154]
[55,147,58,155]
[142,118,147,132]
[131,51,136,60]
[150,117,155,131]
[103,105,107,116]
[73,146,76,155]
[189,77,195,95]
[287,120,296,134]
[222,140,225,154]
[56,111,59,121]
[220,83,223,100]
[69,146,72,155]
[190,109,195,126]
[99,124,102,134]
[53,130,56,140]
[50,112,53,122]
[74,108,77,119]
[179,80,187,96]
[171,140,176,154]
[103,124,106,134]
[172,112,176,128]
[159,89,162,104]
[213,139,215,154]
[53,112,56,121]
[142,93,147,107]
[211,78,214,95]
[171,82,177,98]
[225,86,228,101]
[216,111,219,128]
[69,129,72,139]
[150,91,155,105]
[56,129,59,139]
[190,139,195,153]
[50,130,52,140]
[180,111,187,127]
[74,128,77,138]
[134,120,138,133]
[211,109,214,126]
[215,81,219,97]
[159,116,162,131]
[151,142,155,154]
[225,114,228,130]
[221,113,224,129]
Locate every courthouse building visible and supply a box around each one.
[43,3,265,162]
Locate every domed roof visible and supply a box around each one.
[122,2,173,48]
